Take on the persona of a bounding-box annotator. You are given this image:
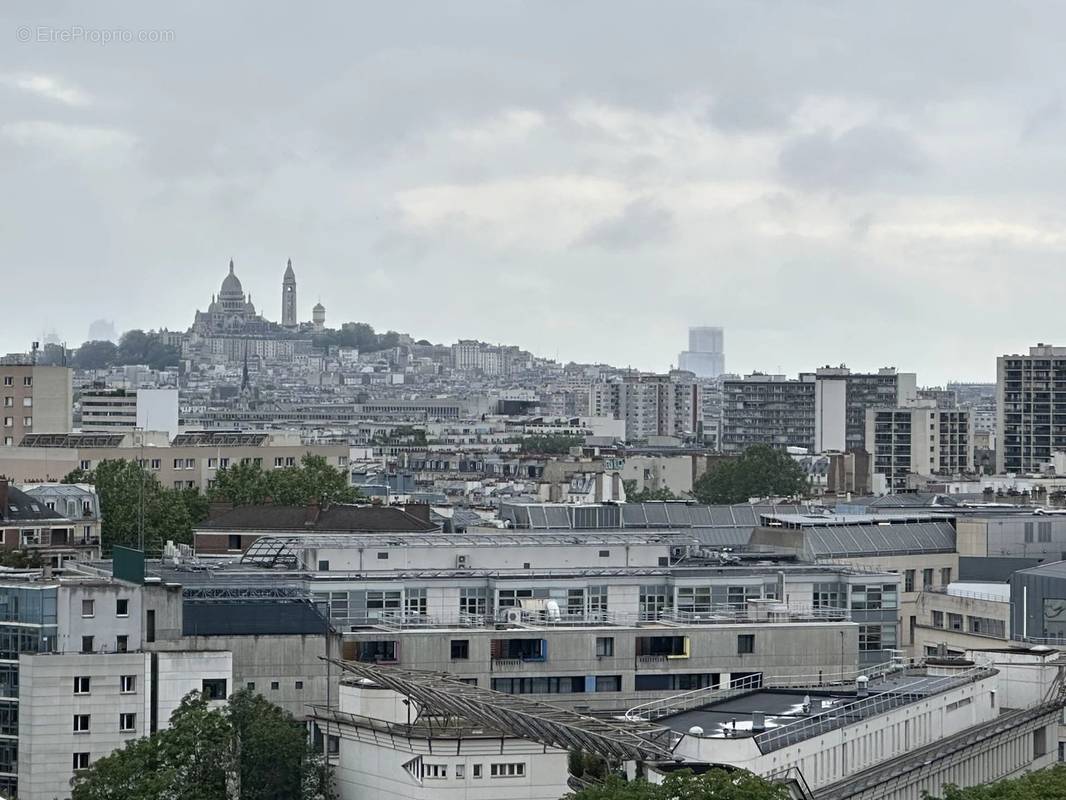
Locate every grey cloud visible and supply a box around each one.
[778,125,927,191]
[575,198,674,251]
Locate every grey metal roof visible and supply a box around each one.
[502,502,816,531]
[804,521,957,557]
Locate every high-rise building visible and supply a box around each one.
[996,344,1066,474]
[0,365,72,445]
[721,373,816,453]
[281,259,298,329]
[589,372,700,441]
[866,405,974,491]
[812,366,917,453]
[678,326,724,379]
[77,387,179,440]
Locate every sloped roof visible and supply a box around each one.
[197,503,439,533]
[183,600,328,636]
[2,485,65,523]
[804,520,957,557]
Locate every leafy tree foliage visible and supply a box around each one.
[209,454,362,507]
[691,445,807,504]
[312,321,404,354]
[566,769,789,800]
[117,329,181,370]
[520,434,584,454]
[62,460,209,551]
[72,340,119,370]
[927,765,1066,799]
[72,690,333,800]
[623,480,680,502]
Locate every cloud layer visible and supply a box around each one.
[2,1,1065,382]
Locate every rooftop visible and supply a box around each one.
[197,503,440,534]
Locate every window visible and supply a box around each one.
[859,624,898,651]
[595,636,614,657]
[459,588,488,616]
[676,587,712,613]
[295,681,304,690]
[247,682,256,691]
[116,635,128,653]
[81,636,94,654]
[116,598,129,617]
[202,678,227,700]
[473,764,483,778]
[227,534,242,551]
[422,763,447,779]
[376,551,389,560]
[317,560,330,571]
[639,584,669,616]
[405,588,427,616]
[455,764,466,779]
[219,457,230,468]
[490,763,526,778]
[1025,522,1035,543]
[737,634,755,654]
[173,458,182,469]
[146,609,155,643]
[274,457,284,467]
[1,398,8,408]
[80,459,91,471]
[595,675,621,692]
[271,681,280,691]
[73,676,90,695]
[23,417,31,428]
[813,582,842,609]
[588,585,608,615]
[119,713,136,732]
[327,735,339,755]
[73,714,90,733]
[450,639,470,659]
[73,752,90,771]
[932,610,944,628]
[184,458,195,470]
[904,570,915,593]
[207,457,217,469]
[22,397,31,407]
[940,568,952,586]
[2,418,10,428]
[948,613,963,631]
[150,458,160,470]
[0,377,8,386]
[121,675,136,693]
[923,568,934,588]
[851,584,897,611]
[22,376,31,387]
[1035,728,1048,758]
[286,457,296,467]
[598,549,610,558]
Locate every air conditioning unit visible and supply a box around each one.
[503,608,524,624]
[456,554,468,568]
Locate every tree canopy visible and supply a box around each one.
[519,434,584,454]
[72,340,119,370]
[209,454,362,507]
[927,765,1066,799]
[71,689,333,800]
[62,460,209,551]
[691,445,808,504]
[71,330,180,371]
[566,769,789,800]
[623,480,681,502]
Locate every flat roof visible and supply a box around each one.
[661,667,992,752]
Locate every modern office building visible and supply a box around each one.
[721,373,816,453]
[678,326,724,380]
[0,365,72,445]
[78,387,180,439]
[996,344,1066,474]
[866,406,974,491]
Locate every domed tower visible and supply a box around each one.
[312,301,325,332]
[282,259,297,329]
[219,258,247,314]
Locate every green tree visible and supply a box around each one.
[566,769,789,800]
[623,480,680,502]
[520,434,584,454]
[210,454,362,507]
[66,460,204,551]
[72,690,332,800]
[116,330,180,370]
[692,445,807,504]
[927,765,1066,799]
[72,340,118,370]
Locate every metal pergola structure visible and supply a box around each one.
[328,660,678,762]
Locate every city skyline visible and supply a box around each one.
[4,2,1065,382]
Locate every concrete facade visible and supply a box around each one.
[0,365,72,446]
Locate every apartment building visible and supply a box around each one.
[589,372,701,441]
[0,430,350,490]
[996,344,1066,474]
[721,373,815,453]
[866,406,975,491]
[78,386,179,439]
[814,367,918,453]
[0,365,72,445]
[0,480,101,566]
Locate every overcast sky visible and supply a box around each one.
[2,1,1064,383]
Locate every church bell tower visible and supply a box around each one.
[281,259,297,328]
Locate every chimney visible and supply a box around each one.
[0,479,8,521]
